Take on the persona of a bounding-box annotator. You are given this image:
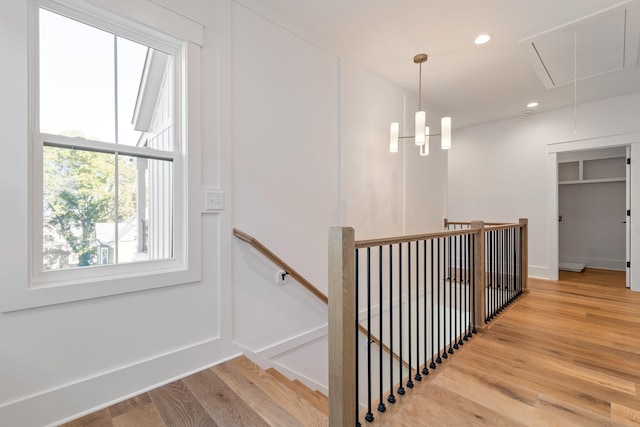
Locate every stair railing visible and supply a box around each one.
[233,228,409,376]
[329,218,528,426]
[444,219,529,322]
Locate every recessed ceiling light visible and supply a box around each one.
[474,34,492,45]
[527,101,539,108]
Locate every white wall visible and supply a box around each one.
[0,1,239,426]
[230,1,338,381]
[340,59,447,239]
[0,0,449,424]
[448,92,640,279]
[230,1,447,393]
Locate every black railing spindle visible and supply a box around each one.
[398,243,405,396]
[415,240,422,382]
[407,243,414,389]
[429,239,436,369]
[387,244,395,405]
[448,235,454,356]
[378,246,386,413]
[436,238,442,364]
[355,249,360,427]
[365,248,374,423]
[422,239,429,376]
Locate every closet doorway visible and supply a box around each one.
[557,147,629,287]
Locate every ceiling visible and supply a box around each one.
[239,0,640,128]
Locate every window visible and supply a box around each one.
[37,6,177,272]
[0,0,203,311]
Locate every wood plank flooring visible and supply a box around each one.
[62,269,640,426]
[375,268,640,426]
[61,356,328,427]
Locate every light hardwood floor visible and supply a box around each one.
[374,268,640,426]
[60,356,329,427]
[62,269,640,426]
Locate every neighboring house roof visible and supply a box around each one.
[131,48,171,135]
[95,216,138,245]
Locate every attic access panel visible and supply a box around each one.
[520,2,639,89]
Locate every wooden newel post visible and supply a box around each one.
[470,220,485,330]
[519,218,529,292]
[329,227,356,427]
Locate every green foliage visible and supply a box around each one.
[43,143,137,268]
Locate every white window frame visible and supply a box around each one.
[0,0,203,311]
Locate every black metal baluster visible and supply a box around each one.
[415,240,422,382]
[448,235,454,355]
[485,232,489,320]
[504,229,507,310]
[487,231,495,321]
[498,229,502,313]
[387,244,395,405]
[355,249,361,427]
[519,227,523,296]
[464,233,471,340]
[458,233,464,346]
[378,246,386,413]
[498,230,501,312]
[453,233,459,350]
[495,230,499,316]
[501,229,505,311]
[436,238,443,364]
[398,243,405,396]
[430,239,436,369]
[505,228,513,305]
[487,231,496,321]
[503,229,507,309]
[472,233,477,335]
[491,230,496,319]
[365,248,374,423]
[457,234,463,347]
[442,236,449,360]
[518,228,528,295]
[422,239,429,376]
[407,243,414,389]
[510,228,515,304]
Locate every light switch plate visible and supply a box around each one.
[204,189,224,211]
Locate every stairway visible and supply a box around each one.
[61,356,329,426]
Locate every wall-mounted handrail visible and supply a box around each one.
[233,228,328,304]
[233,228,409,370]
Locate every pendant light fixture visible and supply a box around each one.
[389,54,452,155]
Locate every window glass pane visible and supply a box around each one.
[43,146,115,270]
[116,37,148,146]
[39,7,175,273]
[39,8,115,142]
[117,155,146,264]
[146,158,174,260]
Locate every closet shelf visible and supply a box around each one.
[559,177,625,185]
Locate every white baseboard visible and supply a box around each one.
[242,325,329,394]
[0,338,240,427]
[528,265,553,279]
[562,257,626,271]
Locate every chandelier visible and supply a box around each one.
[389,54,451,155]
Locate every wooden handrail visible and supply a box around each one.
[355,227,481,249]
[444,218,510,227]
[233,228,409,368]
[484,223,523,232]
[233,228,328,304]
